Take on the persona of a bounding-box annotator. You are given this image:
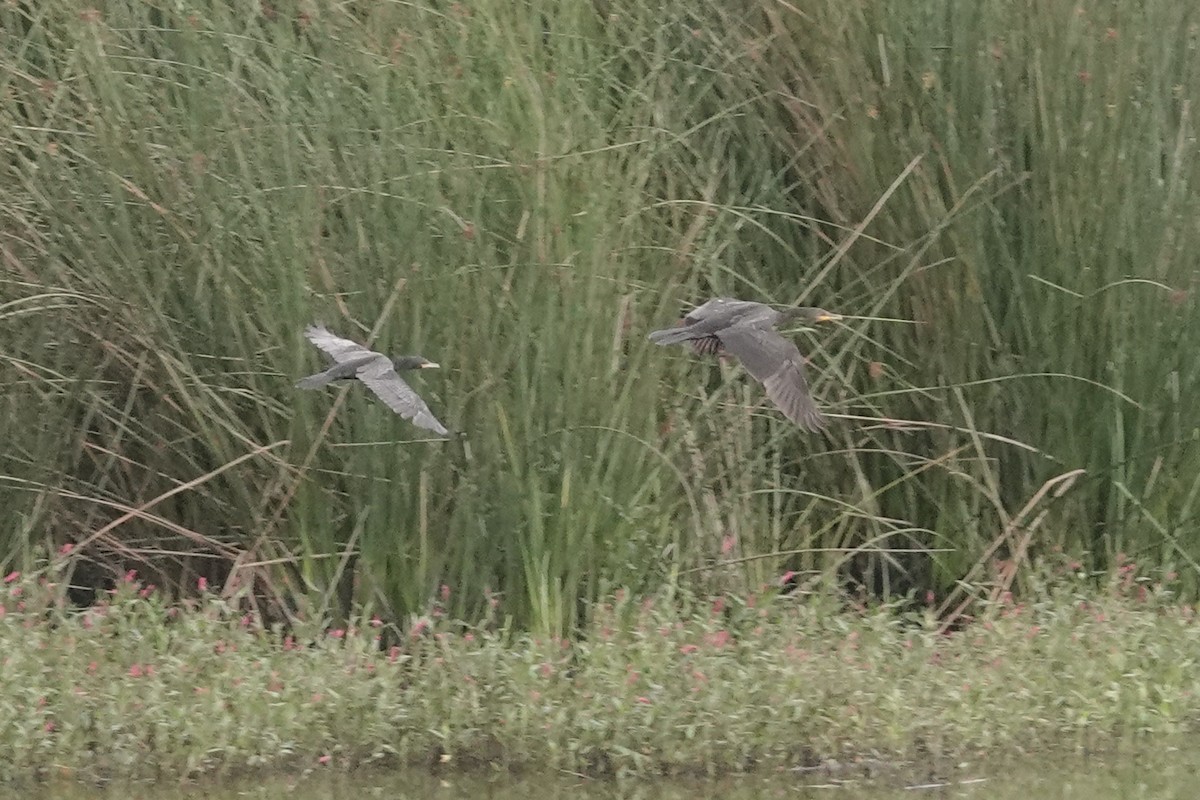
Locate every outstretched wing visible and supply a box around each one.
[303,324,383,364]
[649,298,778,347]
[716,326,827,432]
[356,358,450,436]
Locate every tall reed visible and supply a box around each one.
[2,0,1199,632]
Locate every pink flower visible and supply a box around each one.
[720,535,735,555]
[197,576,208,591]
[139,585,155,598]
[329,628,345,639]
[317,754,331,765]
[440,583,451,602]
[59,543,75,556]
[128,664,143,678]
[705,630,731,648]
[2,571,18,584]
[370,615,383,628]
[636,696,651,705]
[410,619,429,639]
[678,643,699,655]
[43,721,55,733]
[123,569,137,583]
[463,633,475,643]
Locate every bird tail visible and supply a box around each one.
[295,372,332,389]
[648,327,697,346]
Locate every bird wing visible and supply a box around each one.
[681,297,762,326]
[649,299,764,346]
[356,358,450,436]
[716,326,827,431]
[303,324,385,365]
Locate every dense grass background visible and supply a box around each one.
[2,0,1199,633]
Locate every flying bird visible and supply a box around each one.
[648,298,840,431]
[296,324,450,437]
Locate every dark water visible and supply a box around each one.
[17,752,1200,800]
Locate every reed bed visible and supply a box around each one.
[1,1,1199,631]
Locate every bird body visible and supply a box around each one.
[648,298,839,432]
[297,324,450,437]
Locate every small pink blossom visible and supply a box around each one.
[128,664,143,678]
[329,628,345,639]
[705,629,731,648]
[123,569,137,583]
[410,619,429,639]
[59,543,75,556]
[3,571,18,584]
[440,584,451,602]
[636,696,651,704]
[139,585,155,598]
[317,754,331,765]
[197,576,208,591]
[44,721,55,733]
[679,643,699,655]
[370,615,383,628]
[720,535,735,555]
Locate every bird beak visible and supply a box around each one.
[420,362,441,369]
[816,313,842,323]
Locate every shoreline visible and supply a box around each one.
[3,569,1197,785]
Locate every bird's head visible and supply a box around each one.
[782,307,842,325]
[392,356,441,371]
